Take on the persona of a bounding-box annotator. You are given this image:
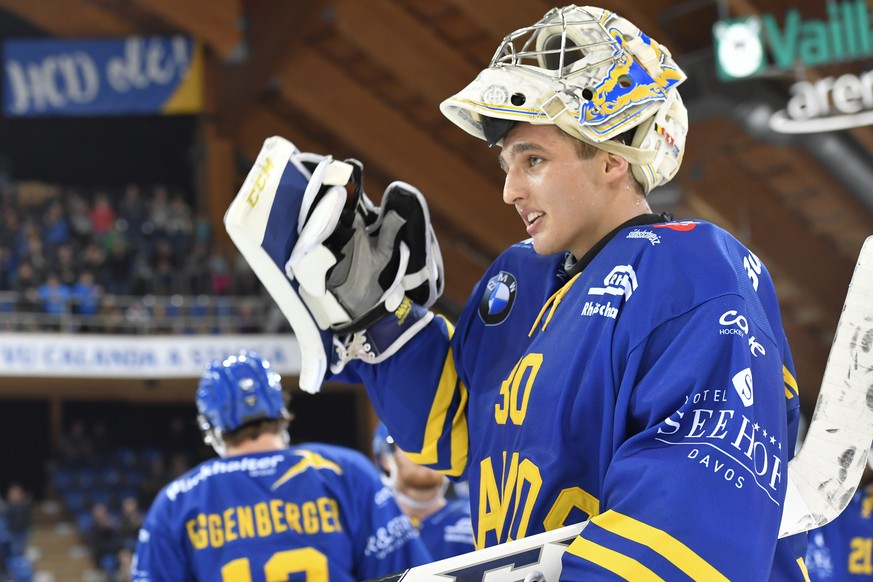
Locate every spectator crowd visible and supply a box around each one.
[0,179,282,335]
[49,419,210,582]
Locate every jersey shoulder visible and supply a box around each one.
[614,219,761,298]
[290,442,383,482]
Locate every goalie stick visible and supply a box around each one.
[779,234,873,537]
[365,235,873,582]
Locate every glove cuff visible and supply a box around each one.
[331,297,433,372]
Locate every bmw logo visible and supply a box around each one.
[478,271,517,325]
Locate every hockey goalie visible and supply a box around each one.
[226,4,873,580]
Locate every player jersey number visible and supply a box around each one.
[495,353,543,425]
[849,537,873,574]
[222,548,328,581]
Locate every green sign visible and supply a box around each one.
[713,0,873,81]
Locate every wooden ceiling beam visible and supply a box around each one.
[438,0,554,48]
[274,50,520,257]
[131,0,243,59]
[331,0,476,106]
[234,104,333,165]
[216,0,324,131]
[0,0,137,36]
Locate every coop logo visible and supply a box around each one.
[588,265,637,300]
[719,310,748,337]
[479,271,517,325]
[713,1,873,133]
[719,310,767,358]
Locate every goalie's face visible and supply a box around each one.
[499,122,642,258]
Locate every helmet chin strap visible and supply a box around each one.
[204,428,227,458]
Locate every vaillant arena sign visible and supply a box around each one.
[713,0,873,133]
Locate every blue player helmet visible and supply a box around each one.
[196,350,290,457]
[372,422,396,461]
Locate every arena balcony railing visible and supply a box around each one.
[0,291,288,336]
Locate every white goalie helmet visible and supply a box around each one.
[439,5,688,194]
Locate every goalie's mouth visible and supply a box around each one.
[521,209,544,233]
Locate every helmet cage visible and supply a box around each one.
[439,5,689,193]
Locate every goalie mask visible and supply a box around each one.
[439,5,688,194]
[196,351,291,457]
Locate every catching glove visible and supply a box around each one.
[290,158,444,334]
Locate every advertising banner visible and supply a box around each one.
[3,35,203,117]
[0,334,301,378]
[712,0,873,133]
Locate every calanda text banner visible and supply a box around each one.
[0,333,301,378]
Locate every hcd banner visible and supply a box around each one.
[3,35,203,117]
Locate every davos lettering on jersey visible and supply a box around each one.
[185,496,343,550]
[479,271,517,325]
[655,383,785,504]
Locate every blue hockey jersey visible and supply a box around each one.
[131,443,431,581]
[415,498,475,561]
[807,483,873,580]
[338,218,807,580]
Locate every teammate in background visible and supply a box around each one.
[301,5,806,579]
[806,452,873,580]
[131,351,430,582]
[372,423,475,561]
